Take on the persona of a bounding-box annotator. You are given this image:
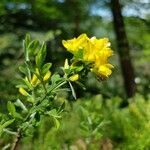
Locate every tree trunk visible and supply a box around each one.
[110,0,136,97]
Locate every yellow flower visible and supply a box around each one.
[62,34,88,53]
[84,38,113,78]
[69,74,79,81]
[90,37,111,50]
[43,71,51,81]
[83,37,113,62]
[62,34,114,78]
[94,54,114,78]
[19,87,29,96]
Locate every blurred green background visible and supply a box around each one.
[0,0,150,149]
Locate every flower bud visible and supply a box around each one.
[43,71,51,81]
[69,74,79,81]
[64,59,69,69]
[19,87,29,96]
[31,74,39,85]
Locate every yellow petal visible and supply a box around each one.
[105,64,114,69]
[98,65,112,78]
[62,34,88,53]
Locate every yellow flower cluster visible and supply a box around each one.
[62,34,114,78]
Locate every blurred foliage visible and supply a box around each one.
[102,94,150,149]
[3,94,148,150]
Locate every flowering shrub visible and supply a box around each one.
[0,34,113,149]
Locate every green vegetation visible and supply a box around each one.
[10,94,150,150]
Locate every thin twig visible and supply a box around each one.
[11,129,21,150]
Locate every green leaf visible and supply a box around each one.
[7,101,16,117]
[47,109,61,118]
[25,61,35,73]
[25,34,31,47]
[48,80,66,94]
[51,74,61,84]
[54,88,70,93]
[27,96,34,103]
[24,34,31,61]
[64,68,72,75]
[22,78,32,90]
[53,118,60,129]
[7,101,22,119]
[15,99,28,113]
[80,122,89,132]
[0,119,14,137]
[42,63,52,75]
[68,81,76,99]
[28,40,39,56]
[74,65,84,72]
[36,42,46,68]
[2,119,15,128]
[16,77,32,90]
[19,65,28,76]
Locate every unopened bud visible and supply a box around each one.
[69,74,79,81]
[19,87,29,96]
[31,74,39,85]
[64,59,69,69]
[43,71,51,81]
